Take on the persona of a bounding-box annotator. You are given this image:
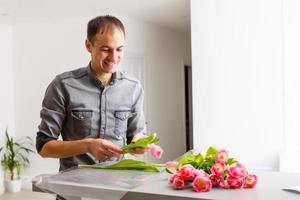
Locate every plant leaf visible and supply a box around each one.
[165,167,176,174]
[175,150,197,169]
[205,146,218,159]
[79,159,164,172]
[1,128,34,179]
[195,153,203,163]
[121,133,159,153]
[226,158,238,166]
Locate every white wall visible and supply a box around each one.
[11,15,190,178]
[13,17,89,177]
[124,19,191,163]
[191,0,283,170]
[280,0,300,172]
[282,0,300,153]
[0,25,14,193]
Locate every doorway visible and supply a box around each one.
[184,65,193,151]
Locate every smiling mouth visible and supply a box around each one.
[104,61,116,66]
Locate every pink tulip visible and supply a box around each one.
[168,174,175,185]
[177,164,195,181]
[243,174,258,188]
[210,162,226,176]
[192,176,212,192]
[227,163,247,178]
[149,144,163,159]
[168,173,179,185]
[223,176,244,189]
[215,149,229,163]
[193,169,210,179]
[210,174,223,186]
[172,175,185,190]
[165,161,179,169]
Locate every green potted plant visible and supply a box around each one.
[0,128,34,192]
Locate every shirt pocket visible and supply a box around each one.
[70,109,92,138]
[114,110,131,136]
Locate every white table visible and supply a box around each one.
[33,168,300,200]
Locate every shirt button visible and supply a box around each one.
[78,113,84,120]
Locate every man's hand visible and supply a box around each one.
[128,133,149,155]
[88,138,123,160]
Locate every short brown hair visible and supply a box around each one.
[87,15,125,43]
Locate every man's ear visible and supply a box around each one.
[85,39,92,53]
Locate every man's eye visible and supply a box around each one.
[117,48,123,52]
[101,48,110,52]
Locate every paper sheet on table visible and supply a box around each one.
[283,185,300,194]
[34,167,161,191]
[33,167,162,200]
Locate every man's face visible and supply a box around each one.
[86,27,125,74]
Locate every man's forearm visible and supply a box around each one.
[39,139,92,158]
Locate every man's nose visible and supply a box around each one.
[109,50,119,63]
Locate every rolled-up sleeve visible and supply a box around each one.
[126,82,146,144]
[36,77,67,152]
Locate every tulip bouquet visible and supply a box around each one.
[166,147,258,192]
[122,133,164,159]
[80,133,164,171]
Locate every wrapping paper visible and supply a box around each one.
[33,167,161,200]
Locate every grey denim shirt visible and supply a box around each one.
[36,65,146,171]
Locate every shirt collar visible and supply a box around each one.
[87,63,120,86]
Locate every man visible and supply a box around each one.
[36,15,147,171]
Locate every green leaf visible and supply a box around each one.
[79,159,164,172]
[205,146,218,159]
[226,158,238,166]
[176,150,195,162]
[1,128,34,180]
[176,150,197,169]
[165,167,176,174]
[121,133,159,153]
[195,153,203,164]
